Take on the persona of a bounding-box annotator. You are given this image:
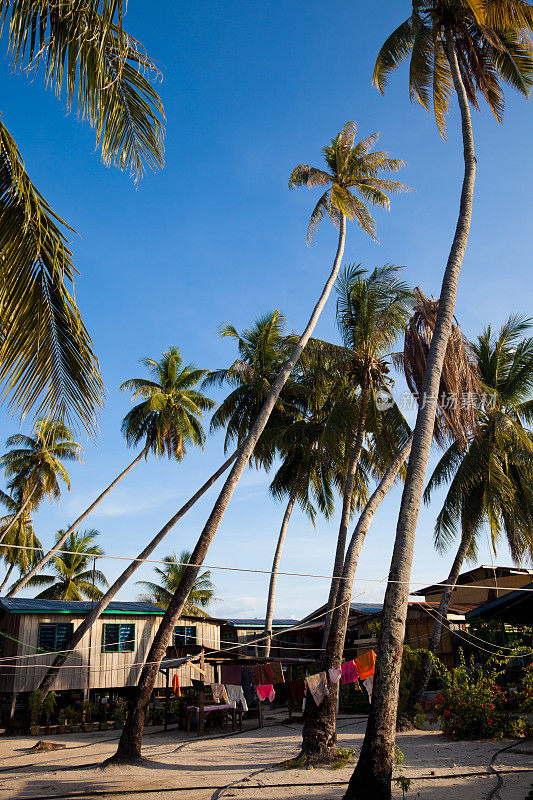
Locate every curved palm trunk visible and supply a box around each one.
[0,563,14,593]
[300,435,413,762]
[398,527,474,728]
[37,451,238,696]
[0,485,37,546]
[263,483,299,657]
[346,36,476,800]
[322,387,369,649]
[8,447,149,598]
[109,216,347,765]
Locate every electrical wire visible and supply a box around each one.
[2,542,533,592]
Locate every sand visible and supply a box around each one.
[0,713,531,799]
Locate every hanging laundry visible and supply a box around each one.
[172,674,181,696]
[251,665,262,686]
[341,660,359,685]
[263,662,285,684]
[355,650,376,681]
[305,672,329,707]
[287,679,306,702]
[242,666,256,705]
[257,684,275,702]
[328,666,341,684]
[225,684,248,712]
[211,684,230,704]
[221,665,242,685]
[363,676,374,702]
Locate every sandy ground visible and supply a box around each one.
[0,713,531,800]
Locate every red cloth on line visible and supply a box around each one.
[340,660,359,685]
[355,650,376,681]
[256,685,275,702]
[221,665,242,685]
[288,679,306,701]
[172,674,181,696]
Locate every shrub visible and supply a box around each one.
[431,654,514,740]
[112,697,128,724]
[28,690,44,726]
[42,692,56,726]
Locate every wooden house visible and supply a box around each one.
[0,598,226,713]
[219,618,316,659]
[412,566,533,606]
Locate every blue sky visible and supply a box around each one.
[1,0,532,620]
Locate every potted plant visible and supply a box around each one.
[28,690,43,735]
[81,700,94,732]
[57,709,67,734]
[69,706,82,733]
[43,692,56,735]
[112,698,127,729]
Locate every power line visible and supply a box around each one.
[2,542,533,592]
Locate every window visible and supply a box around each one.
[38,623,74,653]
[102,623,135,653]
[173,625,197,646]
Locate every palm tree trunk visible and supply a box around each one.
[263,483,299,657]
[108,216,347,766]
[398,527,474,728]
[7,447,149,598]
[300,435,413,763]
[37,450,238,696]
[322,386,369,649]
[345,35,476,800]
[0,562,14,593]
[0,485,38,546]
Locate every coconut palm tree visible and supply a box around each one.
[0,488,43,593]
[137,551,216,615]
[349,6,533,796]
[0,418,82,546]
[204,311,296,457]
[27,529,107,601]
[8,347,215,598]
[300,292,480,764]
[400,316,533,727]
[121,347,215,460]
[321,264,413,648]
[108,123,411,765]
[261,344,360,657]
[0,2,165,430]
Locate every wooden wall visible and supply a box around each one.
[0,613,220,694]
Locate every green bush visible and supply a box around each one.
[28,690,44,726]
[431,654,515,740]
[42,692,56,726]
[112,697,128,724]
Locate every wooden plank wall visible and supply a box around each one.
[0,613,221,694]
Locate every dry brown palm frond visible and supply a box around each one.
[401,288,481,448]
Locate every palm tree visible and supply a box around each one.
[8,347,214,598]
[400,316,533,726]
[204,311,296,456]
[300,292,480,764]
[108,123,411,765]
[0,489,43,593]
[0,2,165,429]
[0,418,82,546]
[321,264,413,648]
[35,350,226,696]
[28,529,108,601]
[121,347,215,460]
[349,6,533,796]
[137,551,216,615]
[262,344,355,657]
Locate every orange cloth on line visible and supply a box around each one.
[172,674,181,696]
[355,650,376,681]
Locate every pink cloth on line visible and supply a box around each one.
[341,660,359,685]
[257,684,275,702]
[328,667,341,684]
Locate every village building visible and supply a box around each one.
[0,598,227,720]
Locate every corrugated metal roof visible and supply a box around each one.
[224,618,297,628]
[0,598,165,615]
[349,602,383,614]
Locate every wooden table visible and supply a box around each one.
[186,704,240,735]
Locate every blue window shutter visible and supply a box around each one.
[119,624,135,652]
[38,624,57,652]
[103,624,120,652]
[56,623,74,650]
